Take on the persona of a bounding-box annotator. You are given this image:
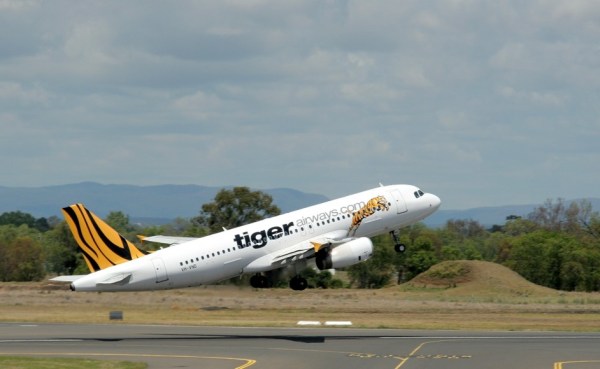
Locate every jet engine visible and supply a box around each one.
[316,237,373,270]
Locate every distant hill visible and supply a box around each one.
[402,260,559,297]
[0,182,328,224]
[0,182,598,227]
[424,199,600,227]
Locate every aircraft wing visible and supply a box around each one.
[271,229,351,262]
[243,230,351,272]
[139,235,198,245]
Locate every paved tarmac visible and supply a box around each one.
[1,323,600,369]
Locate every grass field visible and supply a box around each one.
[2,261,600,331]
[0,356,147,369]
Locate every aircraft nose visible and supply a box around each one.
[430,194,441,210]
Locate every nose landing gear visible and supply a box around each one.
[390,230,406,253]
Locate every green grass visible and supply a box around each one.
[0,356,147,369]
[3,261,600,331]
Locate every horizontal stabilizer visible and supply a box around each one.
[50,275,86,283]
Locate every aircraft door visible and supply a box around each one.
[152,258,169,283]
[390,189,408,214]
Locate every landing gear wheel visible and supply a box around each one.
[289,276,308,291]
[250,274,271,288]
[390,230,406,253]
[394,243,406,253]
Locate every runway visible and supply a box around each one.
[1,323,600,369]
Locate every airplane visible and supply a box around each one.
[52,184,441,292]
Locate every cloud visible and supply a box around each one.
[0,1,599,209]
[0,82,49,105]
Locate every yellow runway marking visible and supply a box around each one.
[394,339,458,369]
[554,360,600,369]
[0,352,256,369]
[268,346,404,363]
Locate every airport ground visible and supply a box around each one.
[2,261,600,368]
[1,281,600,331]
[2,323,600,369]
[3,261,600,331]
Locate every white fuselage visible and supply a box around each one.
[71,184,441,291]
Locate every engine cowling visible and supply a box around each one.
[316,237,373,270]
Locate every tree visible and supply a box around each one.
[0,211,49,232]
[5,237,45,281]
[401,237,439,281]
[348,234,396,288]
[106,211,132,234]
[192,187,281,234]
[504,230,558,288]
[0,211,36,228]
[0,225,45,281]
[560,261,585,291]
[528,198,597,236]
[503,218,539,236]
[43,221,81,274]
[444,219,487,240]
[299,268,344,289]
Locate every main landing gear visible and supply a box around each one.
[250,273,308,291]
[289,275,308,291]
[250,274,272,289]
[390,230,406,253]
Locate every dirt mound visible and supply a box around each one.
[404,260,558,297]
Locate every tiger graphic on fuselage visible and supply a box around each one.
[348,195,390,236]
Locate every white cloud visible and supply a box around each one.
[497,86,566,107]
[0,82,49,105]
[0,0,36,11]
[0,1,599,209]
[172,90,224,121]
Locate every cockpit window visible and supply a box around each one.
[414,189,426,198]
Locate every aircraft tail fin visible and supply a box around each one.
[62,204,148,273]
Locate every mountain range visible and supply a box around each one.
[1,182,598,227]
[0,182,327,225]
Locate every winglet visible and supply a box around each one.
[62,204,147,273]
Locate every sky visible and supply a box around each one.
[1,1,599,210]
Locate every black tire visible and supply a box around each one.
[250,274,261,288]
[290,276,308,291]
[394,244,406,253]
